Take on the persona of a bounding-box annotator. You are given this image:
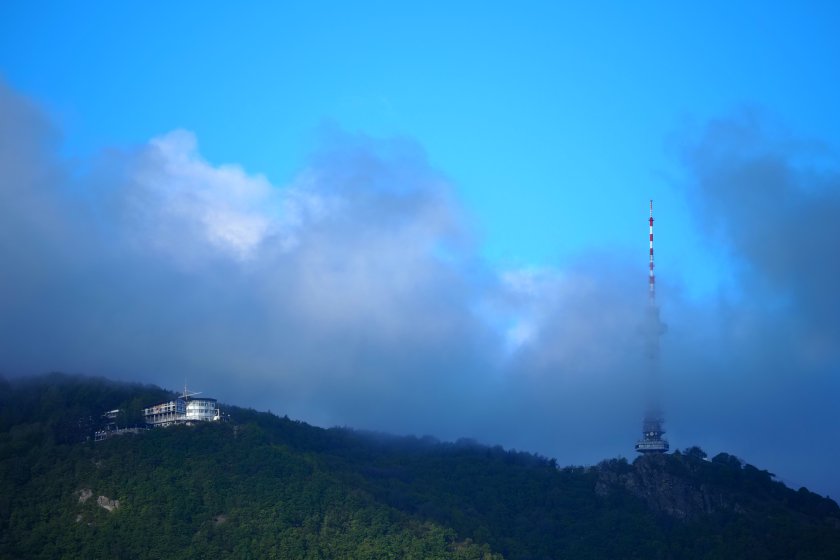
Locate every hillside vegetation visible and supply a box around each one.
[1,373,839,559]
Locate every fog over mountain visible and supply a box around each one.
[1,82,838,498]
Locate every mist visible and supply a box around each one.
[1,83,838,498]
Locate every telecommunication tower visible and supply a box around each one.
[635,200,669,454]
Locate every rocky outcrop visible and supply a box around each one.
[77,488,93,504]
[76,488,120,512]
[96,495,120,512]
[595,454,745,520]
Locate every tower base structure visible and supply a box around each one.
[634,415,669,454]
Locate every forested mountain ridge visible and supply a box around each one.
[1,373,839,559]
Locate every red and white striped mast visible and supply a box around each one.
[635,199,669,454]
[649,199,656,307]
[645,199,661,360]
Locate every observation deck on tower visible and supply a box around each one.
[635,415,669,453]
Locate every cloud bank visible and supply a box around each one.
[1,83,838,497]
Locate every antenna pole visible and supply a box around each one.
[649,199,655,307]
[636,199,669,454]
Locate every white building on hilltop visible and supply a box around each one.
[143,385,221,427]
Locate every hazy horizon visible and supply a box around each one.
[1,2,839,500]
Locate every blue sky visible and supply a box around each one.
[3,1,838,290]
[2,2,840,496]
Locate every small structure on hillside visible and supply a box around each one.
[143,384,221,427]
[94,426,148,442]
[94,409,149,441]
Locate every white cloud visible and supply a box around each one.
[129,129,284,261]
